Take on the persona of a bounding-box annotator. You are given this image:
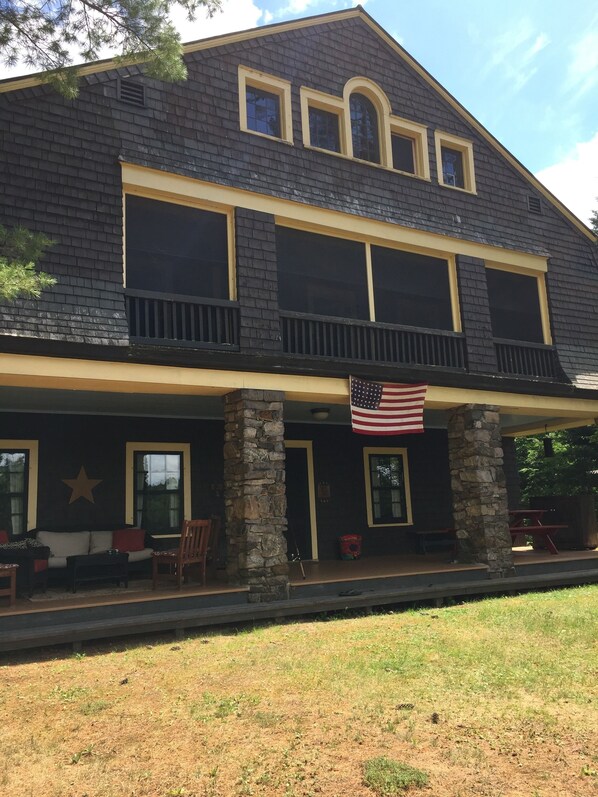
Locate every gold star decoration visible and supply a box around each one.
[62,466,103,505]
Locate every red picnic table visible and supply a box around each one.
[508,508,567,555]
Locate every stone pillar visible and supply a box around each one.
[223,388,289,602]
[447,404,514,576]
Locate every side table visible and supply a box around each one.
[66,552,129,593]
[0,563,18,607]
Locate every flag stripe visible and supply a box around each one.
[350,375,427,436]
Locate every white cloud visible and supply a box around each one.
[0,0,266,80]
[534,132,598,226]
[483,19,549,93]
[566,30,598,99]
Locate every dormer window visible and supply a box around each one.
[349,93,380,163]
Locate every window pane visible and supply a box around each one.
[371,245,453,330]
[350,93,380,163]
[276,227,369,319]
[246,86,281,138]
[486,269,544,343]
[0,451,28,537]
[309,107,340,153]
[368,453,407,525]
[441,147,465,188]
[134,451,183,533]
[126,196,229,299]
[392,134,415,174]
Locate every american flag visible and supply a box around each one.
[350,376,427,436]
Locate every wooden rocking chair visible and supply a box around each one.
[152,519,212,590]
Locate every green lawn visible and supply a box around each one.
[2,585,597,796]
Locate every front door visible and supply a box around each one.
[285,445,314,561]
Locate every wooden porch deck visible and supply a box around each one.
[0,550,596,653]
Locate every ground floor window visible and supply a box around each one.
[125,443,191,533]
[363,447,412,527]
[0,440,38,537]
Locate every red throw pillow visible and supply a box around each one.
[112,528,145,552]
[0,530,8,545]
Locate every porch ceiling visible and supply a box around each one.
[0,385,577,434]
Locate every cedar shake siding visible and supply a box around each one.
[1,13,597,388]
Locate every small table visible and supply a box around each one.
[66,552,129,593]
[508,509,567,555]
[0,563,18,607]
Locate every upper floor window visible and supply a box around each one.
[238,66,293,144]
[435,131,476,193]
[125,195,230,299]
[301,79,430,180]
[275,226,459,332]
[486,267,549,344]
[350,93,381,164]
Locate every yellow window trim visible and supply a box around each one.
[125,442,192,527]
[363,446,413,528]
[238,65,293,145]
[0,439,38,531]
[121,162,548,271]
[301,78,430,181]
[284,440,319,560]
[122,186,237,301]
[485,262,552,345]
[435,130,477,194]
[277,220,462,333]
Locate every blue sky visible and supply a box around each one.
[2,0,597,223]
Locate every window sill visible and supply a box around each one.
[241,127,294,146]
[303,144,431,181]
[438,181,477,196]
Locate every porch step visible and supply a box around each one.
[1,566,597,653]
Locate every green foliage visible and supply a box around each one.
[590,201,598,236]
[363,757,429,794]
[0,0,222,98]
[515,426,598,502]
[0,225,56,300]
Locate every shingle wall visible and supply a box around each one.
[1,15,597,387]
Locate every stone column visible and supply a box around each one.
[223,388,289,602]
[447,404,514,576]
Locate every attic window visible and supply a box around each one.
[527,196,543,215]
[118,79,145,107]
[435,130,476,194]
[238,66,293,144]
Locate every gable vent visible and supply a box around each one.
[118,79,145,107]
[527,195,542,215]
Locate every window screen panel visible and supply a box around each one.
[486,269,544,343]
[391,134,415,174]
[309,107,341,153]
[246,86,281,138]
[276,227,369,320]
[371,245,453,330]
[126,195,229,299]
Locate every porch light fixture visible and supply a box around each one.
[310,407,330,421]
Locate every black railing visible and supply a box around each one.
[494,338,560,379]
[281,311,467,369]
[125,289,239,348]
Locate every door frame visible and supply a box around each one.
[284,440,319,561]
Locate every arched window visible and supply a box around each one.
[350,93,380,163]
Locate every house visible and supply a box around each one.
[1,7,598,642]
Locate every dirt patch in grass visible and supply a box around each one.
[1,586,598,796]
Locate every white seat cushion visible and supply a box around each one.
[127,548,153,563]
[48,557,68,569]
[36,531,91,558]
[89,531,113,554]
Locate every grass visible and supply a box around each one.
[1,585,598,796]
[363,757,428,794]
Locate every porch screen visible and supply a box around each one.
[486,268,544,343]
[134,452,183,533]
[0,450,28,537]
[367,451,408,525]
[276,227,369,320]
[125,195,229,299]
[371,245,453,330]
